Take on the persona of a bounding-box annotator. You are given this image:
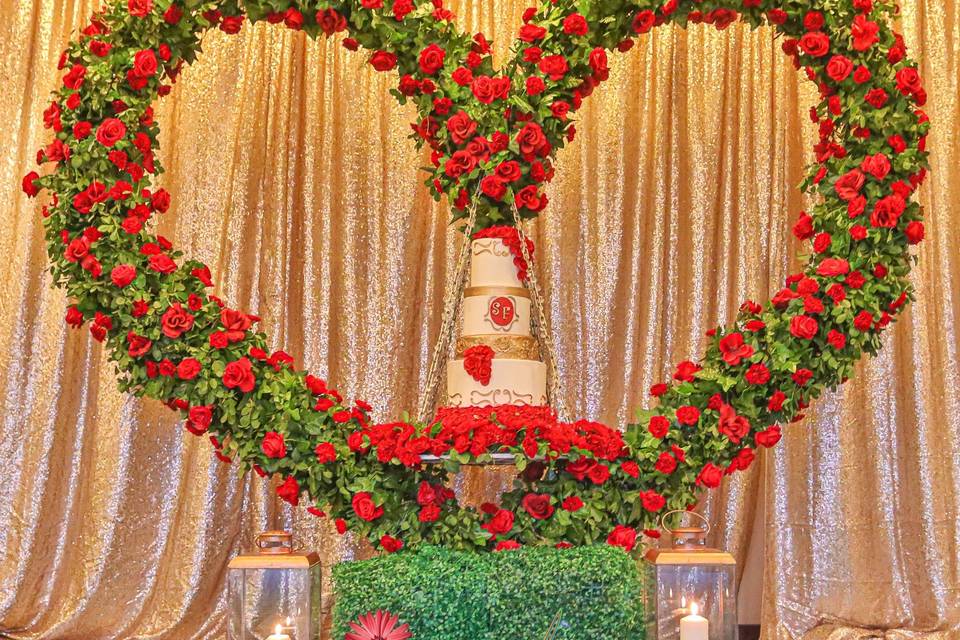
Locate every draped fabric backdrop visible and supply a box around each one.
[1,0,959,637]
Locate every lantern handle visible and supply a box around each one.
[659,509,710,535]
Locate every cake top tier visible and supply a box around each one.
[470,227,534,289]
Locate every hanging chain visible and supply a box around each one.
[509,202,570,422]
[416,186,481,424]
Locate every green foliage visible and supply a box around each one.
[332,546,646,640]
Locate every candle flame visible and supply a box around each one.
[690,602,699,616]
[275,624,282,634]
[681,596,686,607]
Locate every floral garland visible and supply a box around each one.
[23,0,929,553]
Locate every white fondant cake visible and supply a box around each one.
[447,359,547,407]
[446,237,547,407]
[470,238,523,288]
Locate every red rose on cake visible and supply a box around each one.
[463,344,494,385]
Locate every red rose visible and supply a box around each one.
[96,118,126,147]
[871,195,906,228]
[563,13,588,35]
[221,307,255,342]
[315,8,345,35]
[632,9,655,33]
[110,263,136,287]
[789,315,818,340]
[483,509,514,535]
[816,257,850,277]
[728,448,755,473]
[792,367,813,386]
[755,425,782,448]
[639,490,666,512]
[128,0,152,17]
[446,111,477,145]
[335,518,348,534]
[588,463,610,484]
[133,49,158,78]
[315,442,336,463]
[495,161,521,182]
[655,452,677,475]
[148,253,177,274]
[648,415,669,439]
[718,403,751,443]
[514,185,546,213]
[369,50,397,71]
[261,431,286,458]
[825,55,853,82]
[283,7,303,29]
[538,55,568,81]
[799,31,830,57]
[564,456,594,481]
[851,14,879,51]
[865,88,889,108]
[745,363,770,385]
[834,168,865,201]
[163,3,182,23]
[676,406,700,425]
[518,23,546,42]
[126,331,152,357]
[480,175,506,201]
[562,496,584,512]
[160,302,194,338]
[353,492,384,521]
[419,504,440,522]
[521,493,554,520]
[674,360,701,382]
[515,122,548,159]
[696,462,724,488]
[905,221,924,244]
[276,476,299,505]
[187,405,212,432]
[895,67,922,95]
[854,310,874,331]
[462,344,494,385]
[220,14,244,33]
[718,332,753,365]
[223,357,256,393]
[606,525,637,551]
[621,460,639,477]
[393,0,413,20]
[65,306,84,328]
[333,410,350,423]
[418,44,445,75]
[861,153,891,181]
[826,330,846,350]
[177,357,201,380]
[495,540,521,551]
[526,76,546,95]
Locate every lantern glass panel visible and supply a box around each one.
[226,532,321,640]
[644,560,737,640]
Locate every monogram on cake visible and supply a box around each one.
[446,230,548,408]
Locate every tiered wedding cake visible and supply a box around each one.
[446,235,547,407]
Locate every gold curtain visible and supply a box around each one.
[1,0,958,637]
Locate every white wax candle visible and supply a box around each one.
[679,602,709,640]
[265,623,291,640]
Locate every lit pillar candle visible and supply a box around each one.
[265,624,291,640]
[680,602,708,640]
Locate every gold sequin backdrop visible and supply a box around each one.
[1,0,959,636]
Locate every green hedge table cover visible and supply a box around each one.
[332,545,646,639]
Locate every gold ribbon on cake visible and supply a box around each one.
[456,335,541,360]
[463,285,530,298]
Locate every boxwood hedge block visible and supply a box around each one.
[332,545,645,640]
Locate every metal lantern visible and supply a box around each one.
[227,531,321,640]
[643,511,737,640]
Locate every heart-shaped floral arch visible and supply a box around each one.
[24,0,929,552]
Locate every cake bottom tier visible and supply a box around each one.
[446,358,547,407]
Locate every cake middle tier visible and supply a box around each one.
[462,290,531,337]
[447,358,547,407]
